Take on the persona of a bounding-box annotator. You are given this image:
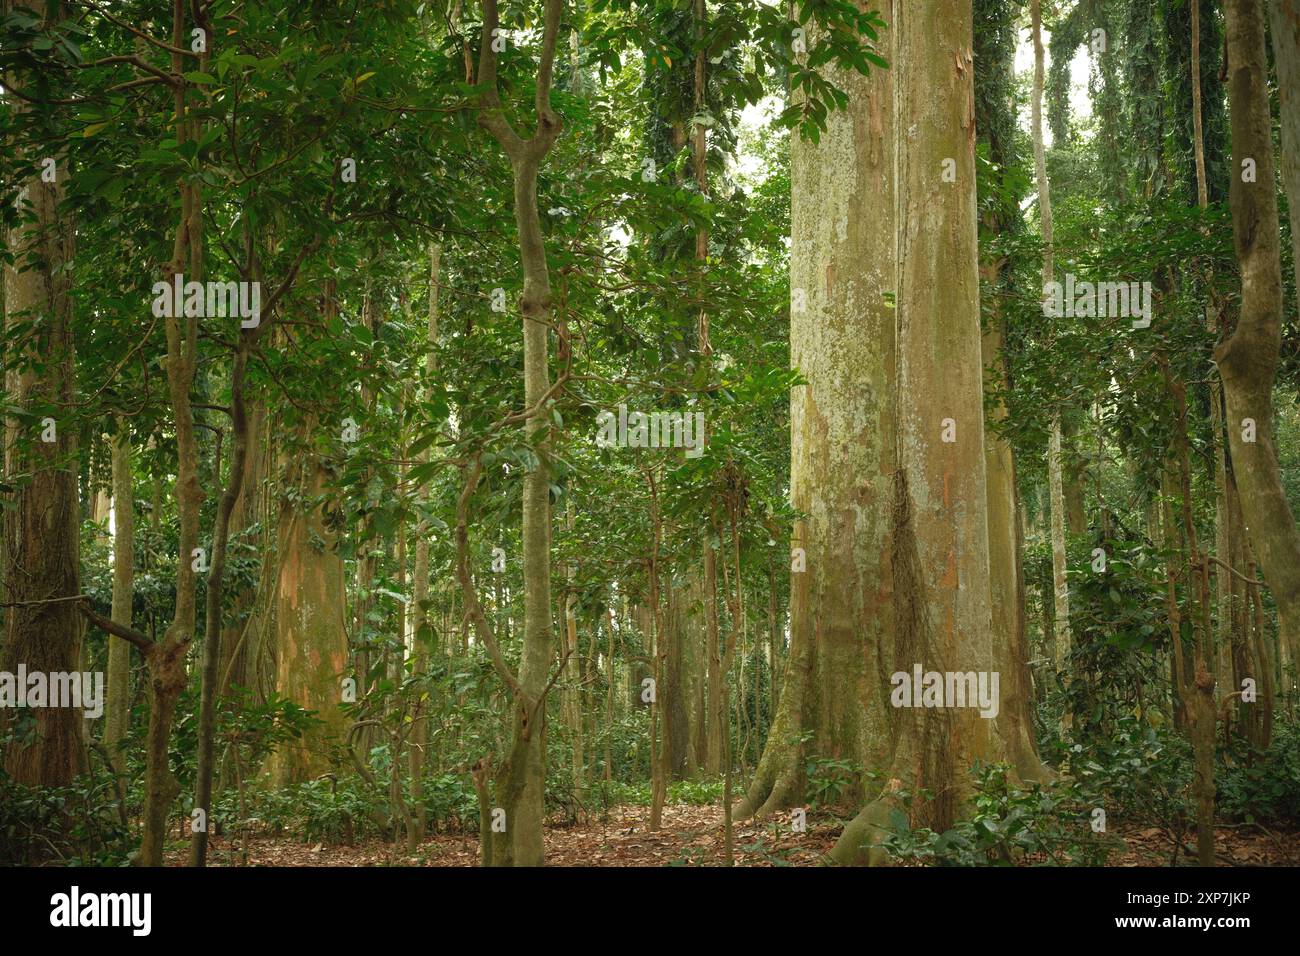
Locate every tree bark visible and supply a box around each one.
[739,2,1010,866]
[1,0,83,787]
[133,3,208,865]
[266,417,350,785]
[983,314,1047,781]
[1270,0,1300,300]
[409,241,440,841]
[704,532,724,774]
[106,426,134,775]
[191,327,258,865]
[1220,0,1300,670]
[471,0,565,865]
[1032,0,1071,676]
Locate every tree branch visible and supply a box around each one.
[73,0,194,57]
[476,0,525,156]
[79,600,154,652]
[534,0,564,131]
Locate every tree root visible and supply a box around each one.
[827,778,907,866]
[734,738,802,820]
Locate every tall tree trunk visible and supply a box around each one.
[1270,0,1300,300]
[563,498,585,797]
[409,241,440,841]
[1185,0,1236,699]
[131,5,209,865]
[471,0,564,866]
[1165,370,1217,866]
[739,2,1010,866]
[106,426,134,775]
[353,290,379,716]
[983,315,1046,781]
[647,471,666,829]
[660,577,691,778]
[604,605,616,781]
[267,417,350,785]
[263,282,347,786]
[974,0,1039,776]
[218,400,266,697]
[1221,0,1300,671]
[1032,0,1071,678]
[692,0,711,355]
[1048,417,1071,665]
[192,329,257,865]
[704,532,724,773]
[767,552,780,712]
[1,0,82,787]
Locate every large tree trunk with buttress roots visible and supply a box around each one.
[738,0,1012,864]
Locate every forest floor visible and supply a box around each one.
[177,805,1300,867]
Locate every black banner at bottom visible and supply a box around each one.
[0,863,1283,944]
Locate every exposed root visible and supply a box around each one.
[827,778,906,866]
[734,738,801,820]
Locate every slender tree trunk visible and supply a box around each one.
[106,426,134,775]
[409,242,440,841]
[1166,371,1217,867]
[1048,418,1071,665]
[767,553,780,711]
[605,605,615,781]
[353,290,379,714]
[472,0,565,865]
[192,330,255,865]
[647,472,666,829]
[218,401,265,696]
[1187,0,1236,698]
[704,533,723,773]
[563,498,585,799]
[1033,0,1071,679]
[692,0,711,356]
[133,6,208,865]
